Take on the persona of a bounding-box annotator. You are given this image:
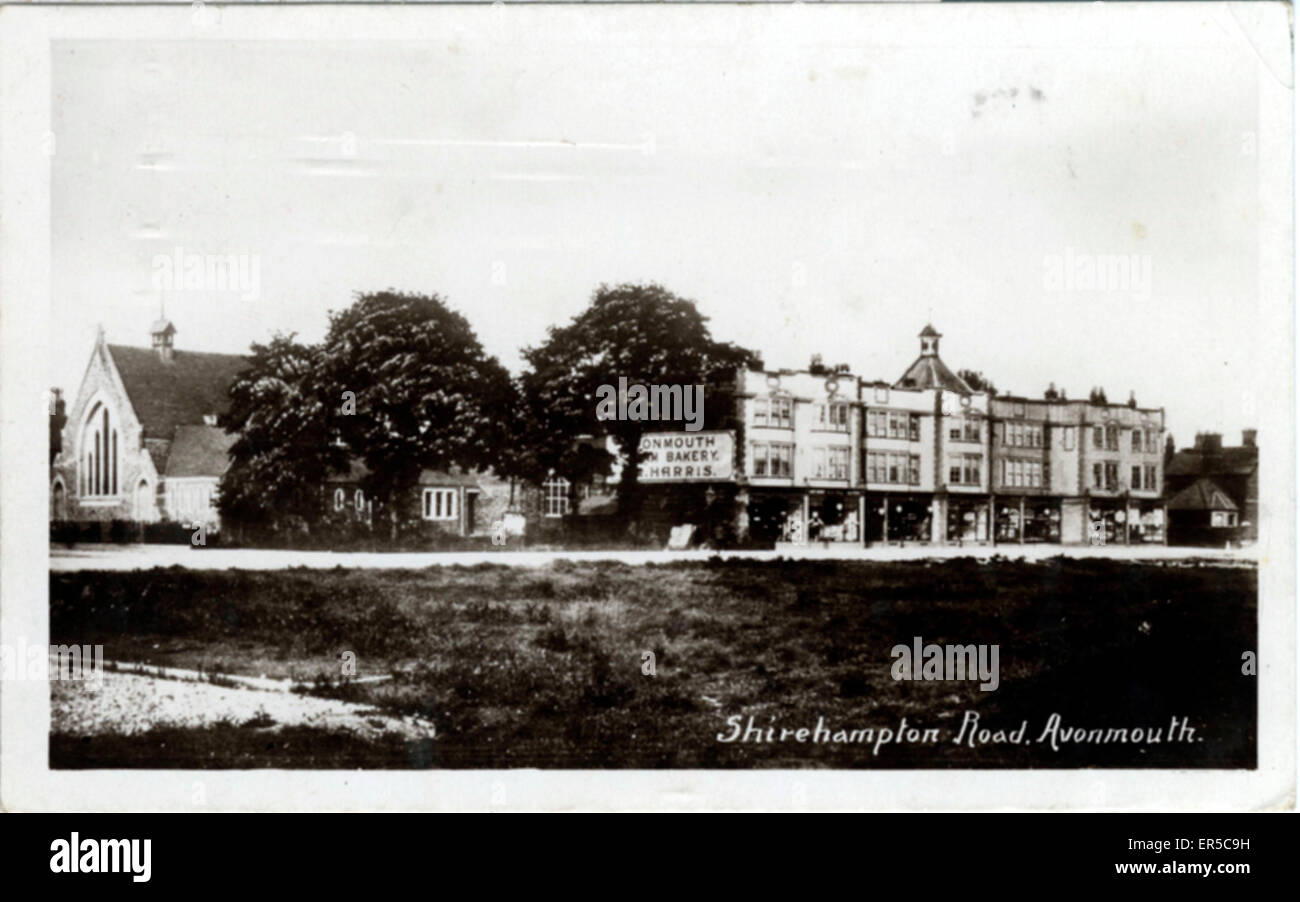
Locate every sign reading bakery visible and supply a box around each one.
[638,431,734,482]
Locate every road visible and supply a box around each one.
[48,542,1258,571]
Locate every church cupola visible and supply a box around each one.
[150,318,176,362]
[918,323,941,357]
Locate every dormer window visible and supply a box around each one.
[203,413,218,426]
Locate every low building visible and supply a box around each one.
[1165,477,1243,546]
[1164,431,1258,543]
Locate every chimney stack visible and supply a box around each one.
[1242,429,1257,448]
[1194,432,1223,453]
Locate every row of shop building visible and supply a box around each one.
[727,325,1170,546]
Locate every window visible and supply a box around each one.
[79,402,118,497]
[869,451,921,485]
[888,411,908,439]
[1145,465,1157,492]
[948,454,981,485]
[333,488,346,511]
[354,489,365,511]
[751,443,792,478]
[424,487,460,521]
[1105,425,1119,451]
[949,417,980,443]
[874,387,889,403]
[1092,463,1103,489]
[816,402,850,432]
[1131,430,1142,452]
[909,414,921,441]
[1211,511,1238,528]
[1105,462,1119,491]
[813,446,849,480]
[1093,427,1103,449]
[1063,426,1075,451]
[1146,429,1159,453]
[1131,465,1142,490]
[754,396,793,429]
[540,479,568,518]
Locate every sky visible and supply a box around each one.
[50,5,1268,447]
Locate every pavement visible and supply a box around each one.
[49,542,1258,571]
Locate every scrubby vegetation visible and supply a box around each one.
[50,558,1256,768]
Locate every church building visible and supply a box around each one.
[49,319,245,529]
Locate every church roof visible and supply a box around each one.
[1166,477,1239,512]
[894,354,972,393]
[918,323,941,338]
[107,344,248,440]
[164,424,237,478]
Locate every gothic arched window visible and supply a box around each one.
[80,402,118,497]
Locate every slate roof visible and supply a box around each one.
[326,459,481,488]
[1166,447,1258,478]
[107,344,248,440]
[1166,477,1239,512]
[894,354,972,393]
[164,425,237,478]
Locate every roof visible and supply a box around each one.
[1166,478,1239,512]
[325,459,482,488]
[163,424,237,478]
[418,470,481,487]
[107,344,248,440]
[894,354,972,393]
[1166,447,1258,478]
[918,324,941,338]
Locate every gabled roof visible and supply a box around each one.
[1166,477,1239,511]
[164,424,237,478]
[894,355,972,393]
[107,344,247,440]
[326,459,481,488]
[918,323,941,338]
[1166,447,1258,477]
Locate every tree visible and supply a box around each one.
[957,369,996,397]
[1164,434,1176,467]
[319,291,517,540]
[219,334,348,535]
[521,283,760,520]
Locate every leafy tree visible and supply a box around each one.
[218,334,347,534]
[319,291,516,539]
[521,283,760,519]
[957,369,997,397]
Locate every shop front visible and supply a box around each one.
[993,497,1062,543]
[946,495,990,543]
[866,493,933,543]
[806,490,861,543]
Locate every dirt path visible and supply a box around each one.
[52,670,433,740]
[49,542,1257,572]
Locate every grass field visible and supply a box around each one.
[49,557,1256,769]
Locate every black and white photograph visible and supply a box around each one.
[0,1,1294,815]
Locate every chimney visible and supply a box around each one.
[808,353,826,375]
[1194,432,1223,453]
[1242,429,1257,448]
